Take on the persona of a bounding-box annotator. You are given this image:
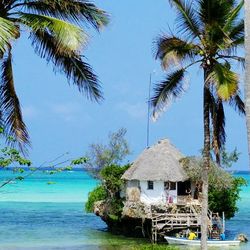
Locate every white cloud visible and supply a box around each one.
[117,102,147,119]
[49,102,92,123]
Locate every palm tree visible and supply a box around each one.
[0,0,109,149]
[151,1,244,249]
[245,0,250,167]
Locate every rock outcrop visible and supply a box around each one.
[94,200,152,237]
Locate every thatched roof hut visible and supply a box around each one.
[122,139,189,182]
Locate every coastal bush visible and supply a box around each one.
[208,177,247,219]
[85,185,107,212]
[100,164,130,198]
[181,156,247,219]
[85,164,130,220]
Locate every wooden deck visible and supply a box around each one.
[151,204,222,243]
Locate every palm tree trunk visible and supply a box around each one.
[245,0,250,169]
[200,73,210,250]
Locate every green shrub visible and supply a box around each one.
[85,185,107,212]
[208,177,247,219]
[85,164,130,219]
[100,164,130,197]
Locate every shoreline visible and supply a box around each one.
[0,171,249,250]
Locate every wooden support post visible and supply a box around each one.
[222,212,225,233]
[187,216,190,227]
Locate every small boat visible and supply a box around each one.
[164,236,241,246]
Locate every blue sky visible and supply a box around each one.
[11,0,248,170]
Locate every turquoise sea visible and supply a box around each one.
[0,170,249,250]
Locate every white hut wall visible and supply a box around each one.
[139,181,165,204]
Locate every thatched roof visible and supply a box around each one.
[122,139,189,182]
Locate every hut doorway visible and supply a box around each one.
[177,181,191,196]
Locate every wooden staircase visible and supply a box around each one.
[151,204,201,242]
[151,204,223,242]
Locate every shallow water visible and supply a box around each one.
[0,170,249,250]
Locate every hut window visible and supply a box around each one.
[147,181,154,190]
[170,182,176,190]
[164,182,169,190]
[164,182,176,190]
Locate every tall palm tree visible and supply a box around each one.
[151,1,244,249]
[245,0,250,167]
[0,0,109,149]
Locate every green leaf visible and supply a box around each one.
[151,69,186,119]
[169,0,200,39]
[223,0,243,33]
[49,170,57,175]
[19,13,87,51]
[16,176,24,181]
[155,35,198,69]
[0,17,19,56]
[207,63,238,100]
[29,29,103,101]
[71,157,87,165]
[0,52,30,149]
[64,166,73,171]
[23,0,109,30]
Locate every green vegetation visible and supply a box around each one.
[100,164,130,198]
[85,164,129,221]
[84,128,131,215]
[209,177,247,219]
[85,185,107,212]
[151,0,244,246]
[0,0,109,149]
[0,127,87,188]
[84,128,130,176]
[86,132,245,221]
[181,156,246,219]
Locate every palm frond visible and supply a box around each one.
[216,55,245,68]
[223,0,243,33]
[0,51,30,149]
[19,13,87,52]
[169,0,200,39]
[229,94,245,115]
[219,20,244,53]
[205,23,230,51]
[198,0,236,28]
[229,20,244,41]
[155,35,199,69]
[20,0,109,30]
[151,69,186,119]
[2,1,16,10]
[207,62,238,100]
[0,17,19,57]
[30,29,102,101]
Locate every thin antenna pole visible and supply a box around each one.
[147,73,152,148]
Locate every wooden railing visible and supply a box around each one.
[151,204,223,242]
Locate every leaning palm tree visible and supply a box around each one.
[0,0,109,149]
[151,1,244,249]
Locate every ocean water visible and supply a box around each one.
[0,170,249,250]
